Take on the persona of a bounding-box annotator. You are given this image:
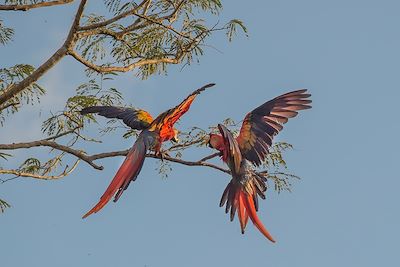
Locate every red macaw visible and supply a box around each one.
[82,83,215,218]
[208,89,311,242]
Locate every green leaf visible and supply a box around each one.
[0,198,11,213]
[225,19,248,42]
[19,158,41,174]
[0,19,14,45]
[0,152,12,160]
[0,64,45,125]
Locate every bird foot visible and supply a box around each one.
[155,150,170,161]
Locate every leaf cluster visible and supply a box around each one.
[75,0,247,79]
[0,18,14,45]
[0,64,45,125]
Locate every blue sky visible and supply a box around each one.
[1,1,400,266]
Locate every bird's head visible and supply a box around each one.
[208,133,224,151]
[171,128,179,143]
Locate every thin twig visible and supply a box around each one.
[42,125,82,141]
[199,152,220,162]
[0,101,20,111]
[68,49,179,73]
[77,0,149,31]
[87,149,230,174]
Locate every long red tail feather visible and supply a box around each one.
[82,139,147,219]
[242,191,276,242]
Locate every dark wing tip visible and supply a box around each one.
[80,106,108,115]
[193,83,216,95]
[297,88,309,94]
[204,83,216,88]
[80,107,92,115]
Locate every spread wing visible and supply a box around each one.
[150,83,215,132]
[217,124,242,174]
[236,89,311,166]
[80,106,153,130]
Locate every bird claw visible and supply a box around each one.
[155,150,170,161]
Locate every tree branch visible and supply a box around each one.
[68,49,179,73]
[88,149,230,174]
[166,0,187,22]
[0,133,228,175]
[1,139,288,183]
[0,0,74,11]
[0,100,19,111]
[0,160,80,181]
[0,139,102,170]
[42,125,82,141]
[148,153,230,174]
[0,0,87,107]
[199,152,220,162]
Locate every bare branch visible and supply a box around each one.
[0,0,74,11]
[166,138,204,151]
[88,149,230,174]
[199,152,220,162]
[147,153,230,174]
[88,149,129,160]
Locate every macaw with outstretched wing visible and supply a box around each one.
[82,83,215,218]
[208,89,311,242]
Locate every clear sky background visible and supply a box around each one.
[1,1,400,266]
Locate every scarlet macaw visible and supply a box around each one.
[82,83,215,218]
[208,89,311,242]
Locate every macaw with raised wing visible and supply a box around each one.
[208,89,311,242]
[82,83,215,218]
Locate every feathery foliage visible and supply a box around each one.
[0,64,45,125]
[0,18,14,45]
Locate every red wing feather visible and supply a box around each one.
[82,136,148,219]
[150,83,215,134]
[237,89,311,166]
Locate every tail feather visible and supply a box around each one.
[82,139,147,219]
[220,178,276,242]
[237,191,248,233]
[243,192,276,243]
